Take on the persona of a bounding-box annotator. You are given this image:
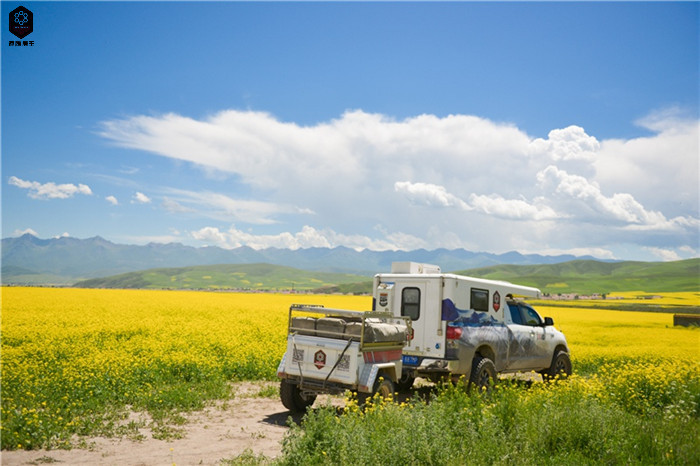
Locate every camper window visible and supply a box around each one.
[401,287,421,320]
[470,288,489,312]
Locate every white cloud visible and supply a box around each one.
[394,181,471,210]
[394,181,558,220]
[54,232,71,239]
[161,188,313,224]
[536,165,695,230]
[106,195,119,205]
[13,228,38,237]
[594,111,699,216]
[191,226,231,247]
[467,194,559,221]
[132,192,151,204]
[529,125,600,161]
[644,247,682,262]
[9,176,92,200]
[99,109,699,257]
[190,225,424,251]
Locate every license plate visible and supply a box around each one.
[402,355,419,365]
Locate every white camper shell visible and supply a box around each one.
[373,262,570,388]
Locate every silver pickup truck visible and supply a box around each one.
[374,262,572,390]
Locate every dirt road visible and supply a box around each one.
[1,382,326,466]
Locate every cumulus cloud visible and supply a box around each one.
[99,110,530,193]
[529,125,600,161]
[9,176,92,200]
[594,111,699,215]
[99,109,699,257]
[190,225,424,251]
[106,195,119,205]
[394,181,471,210]
[132,192,151,204]
[536,165,696,231]
[394,181,558,220]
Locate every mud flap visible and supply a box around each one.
[359,363,396,393]
[277,353,287,378]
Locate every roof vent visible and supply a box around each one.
[390,262,441,274]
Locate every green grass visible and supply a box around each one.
[74,263,366,291]
[278,371,700,465]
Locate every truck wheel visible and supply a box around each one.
[540,350,572,382]
[469,356,496,393]
[395,371,415,392]
[358,371,395,405]
[280,379,316,413]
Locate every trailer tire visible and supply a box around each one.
[358,371,395,405]
[280,379,316,413]
[469,356,496,393]
[540,350,572,382]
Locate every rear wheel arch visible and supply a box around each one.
[469,355,497,392]
[474,345,496,366]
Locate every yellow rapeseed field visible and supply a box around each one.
[1,287,698,450]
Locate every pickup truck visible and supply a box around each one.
[375,262,572,390]
[277,304,411,412]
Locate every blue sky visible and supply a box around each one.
[2,1,698,262]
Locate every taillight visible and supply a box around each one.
[446,326,463,340]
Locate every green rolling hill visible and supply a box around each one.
[72,259,699,295]
[74,263,366,291]
[454,258,700,295]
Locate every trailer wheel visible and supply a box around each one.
[540,350,572,382]
[280,379,316,413]
[358,371,395,405]
[469,356,496,393]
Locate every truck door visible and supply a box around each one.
[397,280,444,358]
[506,303,549,370]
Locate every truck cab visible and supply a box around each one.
[373,262,571,389]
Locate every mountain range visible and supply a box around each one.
[1,233,605,285]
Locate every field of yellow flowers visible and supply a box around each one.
[2,287,698,456]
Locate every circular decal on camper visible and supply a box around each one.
[314,350,326,369]
[379,293,388,307]
[493,291,501,311]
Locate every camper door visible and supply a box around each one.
[396,278,444,358]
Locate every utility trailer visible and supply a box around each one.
[277,304,411,412]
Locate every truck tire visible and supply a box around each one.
[540,350,572,382]
[469,356,496,392]
[358,371,395,405]
[280,379,316,413]
[395,371,415,392]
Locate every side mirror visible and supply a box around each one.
[543,317,554,326]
